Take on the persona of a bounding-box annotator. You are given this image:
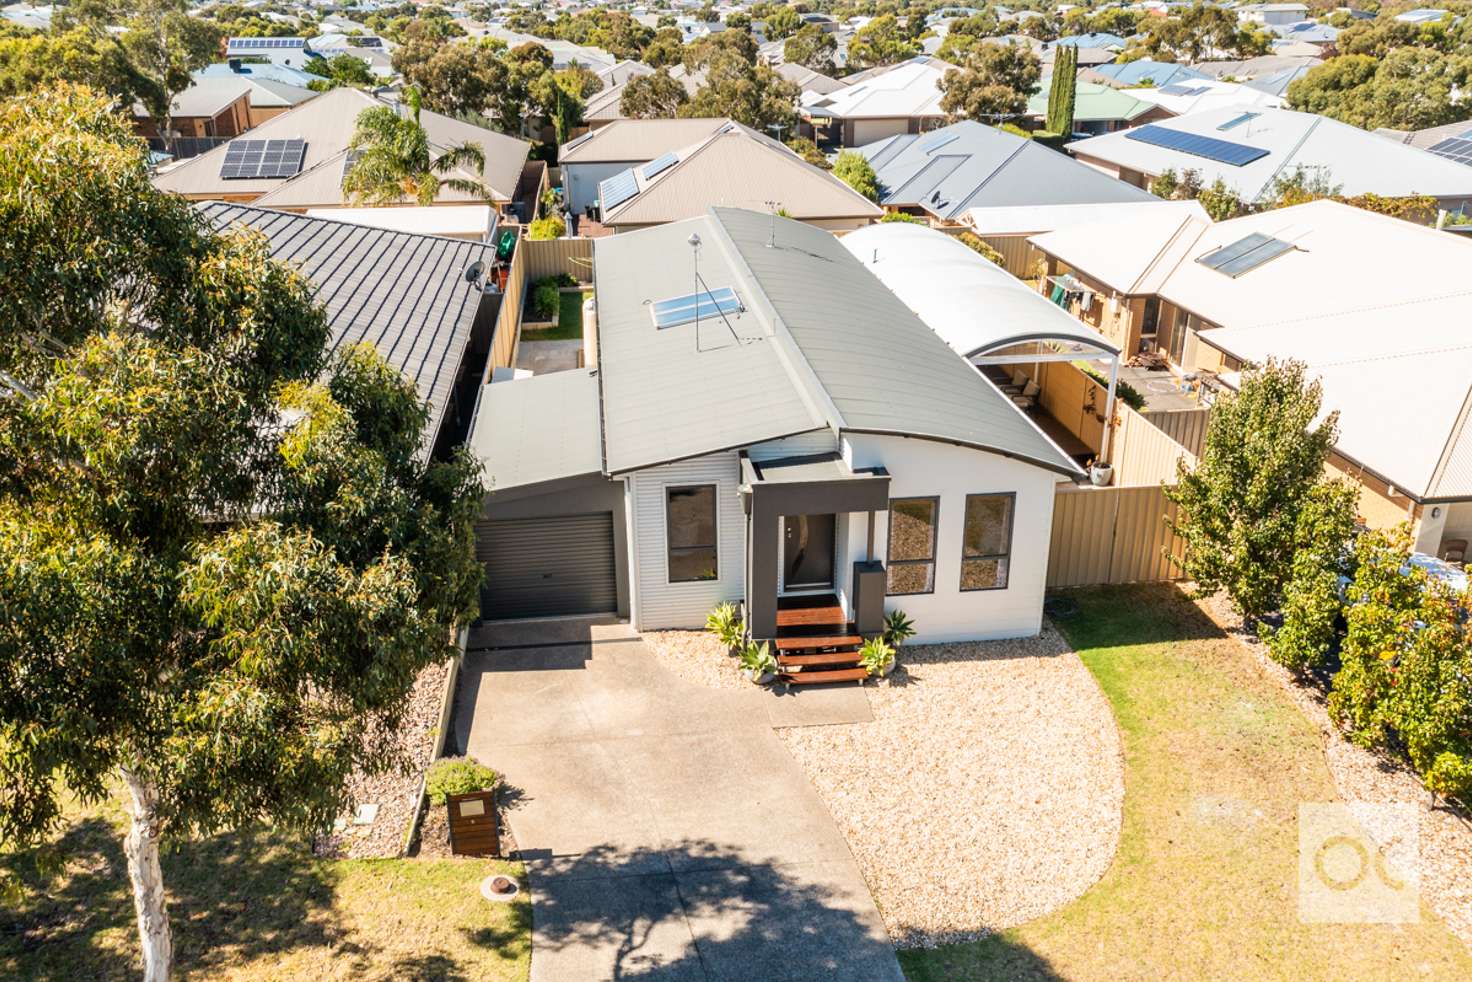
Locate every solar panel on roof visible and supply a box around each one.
[1159,83,1195,95]
[1124,124,1269,167]
[598,168,639,211]
[1218,111,1260,132]
[219,138,306,180]
[1427,135,1472,167]
[1197,232,1295,277]
[651,287,743,329]
[641,152,678,180]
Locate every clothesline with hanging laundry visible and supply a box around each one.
[1046,273,1092,312]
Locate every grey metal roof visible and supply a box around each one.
[198,202,492,447]
[859,120,1155,221]
[472,370,604,491]
[713,207,1081,477]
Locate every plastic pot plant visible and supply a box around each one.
[859,637,896,679]
[705,601,744,656]
[739,639,777,685]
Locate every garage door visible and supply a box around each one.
[477,513,618,619]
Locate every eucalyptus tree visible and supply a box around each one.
[0,85,483,980]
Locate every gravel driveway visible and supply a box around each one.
[644,625,1125,949]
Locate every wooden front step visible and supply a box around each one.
[775,633,861,651]
[776,604,845,629]
[778,651,863,668]
[779,667,869,685]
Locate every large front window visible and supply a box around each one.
[961,493,1014,591]
[887,497,938,595]
[667,485,717,582]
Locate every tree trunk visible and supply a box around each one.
[120,764,173,982]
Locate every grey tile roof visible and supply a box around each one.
[592,207,1080,477]
[860,120,1156,221]
[198,202,493,446]
[472,369,604,491]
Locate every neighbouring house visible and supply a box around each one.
[469,207,1082,652]
[1030,199,1472,552]
[153,87,535,219]
[1024,79,1173,136]
[800,56,954,148]
[560,117,742,214]
[1235,3,1309,26]
[199,60,320,89]
[854,119,1157,258]
[1088,59,1211,90]
[475,25,617,72]
[776,61,851,100]
[963,199,1210,279]
[575,61,657,135]
[200,203,502,456]
[1193,54,1322,83]
[224,36,322,69]
[1067,106,1472,213]
[592,125,882,233]
[136,74,318,146]
[1127,79,1286,117]
[1376,120,1472,169]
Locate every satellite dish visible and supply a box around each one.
[464,260,486,285]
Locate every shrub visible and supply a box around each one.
[858,637,895,677]
[1078,363,1145,410]
[528,215,565,240]
[530,279,561,320]
[425,757,498,805]
[706,601,743,650]
[1263,480,1359,675]
[881,609,915,646]
[739,639,776,676]
[956,231,1005,267]
[879,211,922,223]
[832,150,879,201]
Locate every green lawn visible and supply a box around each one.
[901,585,1472,982]
[524,290,587,342]
[1,789,530,981]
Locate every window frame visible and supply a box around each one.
[665,483,719,584]
[959,492,1015,593]
[885,495,940,597]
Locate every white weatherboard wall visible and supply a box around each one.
[565,161,638,213]
[629,451,746,630]
[845,433,1063,643]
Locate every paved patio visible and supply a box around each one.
[454,618,901,982]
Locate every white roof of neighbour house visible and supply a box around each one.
[1396,8,1449,23]
[1,3,53,31]
[1041,199,1472,500]
[1067,106,1472,206]
[477,25,617,71]
[148,77,254,119]
[598,128,882,227]
[304,204,494,238]
[559,117,736,164]
[803,56,953,120]
[841,222,1117,360]
[153,87,531,206]
[593,208,1081,477]
[1029,207,1212,296]
[1128,79,1285,116]
[472,369,605,491]
[860,120,1157,222]
[1089,59,1211,89]
[964,198,1210,237]
[1193,55,1323,80]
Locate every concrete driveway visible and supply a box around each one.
[454,618,902,982]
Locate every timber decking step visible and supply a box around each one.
[775,605,845,628]
[777,651,864,668]
[779,667,869,685]
[774,634,862,651]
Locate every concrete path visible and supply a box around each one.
[455,618,902,982]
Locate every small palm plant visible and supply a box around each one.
[739,640,777,683]
[342,88,490,206]
[858,637,895,678]
[881,609,915,647]
[705,601,743,653]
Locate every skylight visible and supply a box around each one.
[1217,112,1261,132]
[651,286,743,329]
[1197,232,1295,277]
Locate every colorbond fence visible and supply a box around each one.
[522,237,594,283]
[485,229,527,377]
[1047,484,1187,588]
[1109,404,1198,488]
[1143,407,1211,458]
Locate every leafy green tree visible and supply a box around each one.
[117,0,225,133]
[533,65,600,146]
[393,38,508,119]
[0,84,482,981]
[1330,526,1472,799]
[1166,360,1341,623]
[832,149,880,200]
[620,67,689,119]
[342,90,489,205]
[1197,177,1245,221]
[784,23,837,73]
[848,14,918,70]
[304,52,376,91]
[1288,47,1472,130]
[1264,480,1360,674]
[1129,3,1270,62]
[679,38,798,131]
[764,5,802,41]
[0,27,152,107]
[1044,43,1076,137]
[787,135,831,168]
[642,26,685,68]
[939,41,1041,121]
